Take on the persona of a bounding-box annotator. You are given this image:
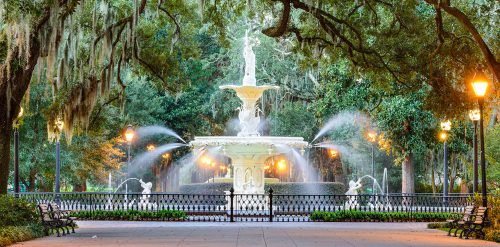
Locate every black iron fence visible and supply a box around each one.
[14,189,475,222]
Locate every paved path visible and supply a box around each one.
[12,221,499,247]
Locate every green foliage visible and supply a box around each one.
[310,210,459,222]
[0,196,38,227]
[268,102,316,140]
[0,224,45,247]
[375,88,437,162]
[70,210,187,221]
[427,222,451,229]
[472,194,500,242]
[0,196,43,247]
[486,124,500,192]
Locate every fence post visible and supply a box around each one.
[229,187,234,222]
[268,187,274,222]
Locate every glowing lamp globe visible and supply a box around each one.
[125,125,134,143]
[469,110,480,121]
[440,120,451,131]
[277,159,287,170]
[471,70,489,97]
[439,131,448,142]
[367,131,377,143]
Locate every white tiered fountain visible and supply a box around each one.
[190,32,308,195]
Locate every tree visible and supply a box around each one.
[0,0,201,193]
[374,87,437,193]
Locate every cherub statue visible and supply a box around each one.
[345,178,363,208]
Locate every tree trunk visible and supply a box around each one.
[401,153,414,194]
[0,32,41,194]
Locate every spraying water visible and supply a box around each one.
[129,143,186,174]
[113,178,141,194]
[312,111,369,143]
[136,125,186,143]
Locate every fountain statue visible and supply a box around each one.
[139,179,153,207]
[345,178,362,208]
[190,30,308,194]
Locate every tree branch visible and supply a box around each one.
[262,0,291,37]
[425,0,499,81]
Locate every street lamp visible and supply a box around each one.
[471,68,489,207]
[469,109,480,193]
[13,107,23,195]
[54,117,64,197]
[124,125,134,198]
[440,120,451,202]
[367,131,377,194]
[124,125,135,177]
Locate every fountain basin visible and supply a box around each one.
[190,136,308,194]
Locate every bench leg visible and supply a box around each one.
[447,226,454,236]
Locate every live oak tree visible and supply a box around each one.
[251,0,499,193]
[0,0,200,194]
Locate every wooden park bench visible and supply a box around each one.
[446,205,474,237]
[38,204,66,237]
[49,202,77,234]
[461,206,488,240]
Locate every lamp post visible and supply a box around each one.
[54,117,64,198]
[471,69,489,207]
[124,125,135,178]
[440,120,451,202]
[469,110,480,193]
[367,131,377,194]
[124,125,135,199]
[13,107,23,195]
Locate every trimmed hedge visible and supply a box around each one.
[310,210,460,222]
[0,224,45,247]
[179,182,345,195]
[70,210,187,221]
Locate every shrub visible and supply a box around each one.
[427,222,450,229]
[310,210,459,222]
[70,210,187,221]
[0,196,43,246]
[0,224,45,247]
[0,195,38,227]
[472,194,500,242]
[179,182,345,195]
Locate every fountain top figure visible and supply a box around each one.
[190,30,307,194]
[219,30,279,137]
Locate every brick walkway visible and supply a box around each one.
[11,221,499,247]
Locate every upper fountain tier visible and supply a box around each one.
[219,31,279,137]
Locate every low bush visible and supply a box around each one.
[0,195,38,227]
[179,182,345,195]
[70,209,187,221]
[310,210,460,222]
[0,224,45,247]
[427,222,450,229]
[0,196,44,246]
[472,194,500,242]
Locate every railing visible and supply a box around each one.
[14,190,476,222]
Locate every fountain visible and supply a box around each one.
[190,31,308,194]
